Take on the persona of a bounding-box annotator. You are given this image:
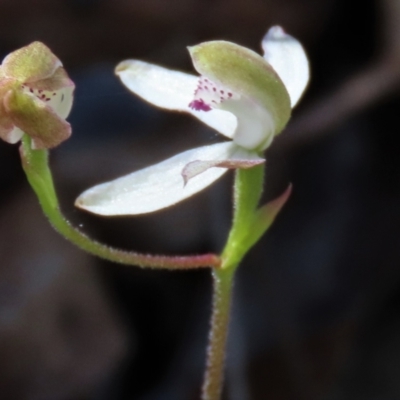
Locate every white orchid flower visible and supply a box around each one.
[75,26,309,216]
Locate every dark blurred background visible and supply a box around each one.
[1,0,400,399]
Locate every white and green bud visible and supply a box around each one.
[0,41,74,149]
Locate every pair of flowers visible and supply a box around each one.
[0,27,309,216]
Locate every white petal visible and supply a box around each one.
[223,97,275,150]
[47,85,74,119]
[262,26,309,108]
[116,60,237,138]
[5,126,24,143]
[75,142,237,215]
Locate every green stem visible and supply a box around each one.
[222,165,265,269]
[202,267,235,400]
[19,136,220,269]
[202,165,265,400]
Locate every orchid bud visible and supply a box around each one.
[0,42,74,149]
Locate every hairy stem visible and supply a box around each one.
[202,165,265,399]
[202,267,235,400]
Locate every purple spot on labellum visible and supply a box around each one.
[189,99,212,111]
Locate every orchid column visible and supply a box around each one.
[76,26,309,400]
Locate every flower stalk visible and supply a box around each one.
[222,165,265,269]
[202,266,235,400]
[202,165,291,399]
[20,135,220,269]
[202,166,264,400]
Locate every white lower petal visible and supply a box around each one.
[262,26,309,108]
[46,85,74,119]
[75,142,237,216]
[222,97,275,150]
[116,60,237,138]
[5,126,24,143]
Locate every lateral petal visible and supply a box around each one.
[115,60,237,138]
[0,87,18,143]
[4,89,71,149]
[0,125,24,144]
[182,147,264,184]
[262,26,309,108]
[29,67,74,91]
[75,142,237,216]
